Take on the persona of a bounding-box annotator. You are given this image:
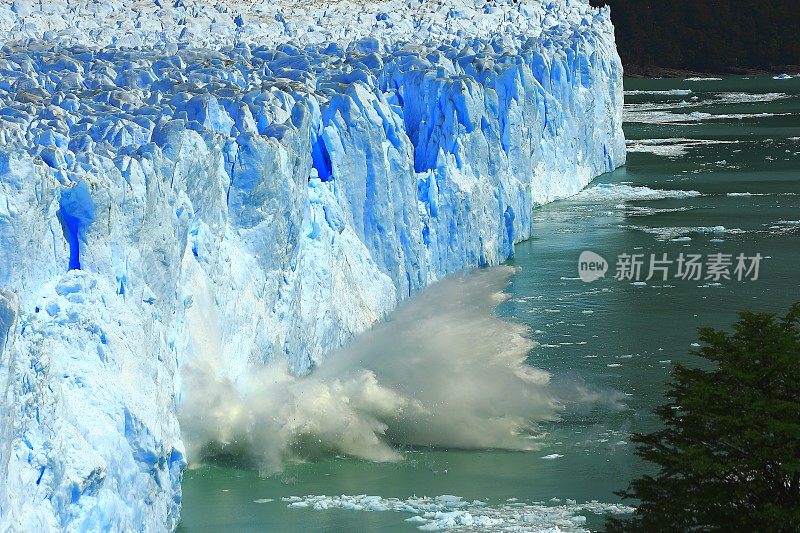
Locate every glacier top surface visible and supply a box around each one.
[0,0,616,177]
[1,0,601,51]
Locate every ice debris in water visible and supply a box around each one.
[570,183,701,202]
[625,225,742,241]
[281,494,633,531]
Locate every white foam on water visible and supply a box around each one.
[715,92,790,104]
[727,192,798,197]
[625,225,742,241]
[624,89,693,96]
[623,100,698,114]
[625,110,790,124]
[624,91,793,124]
[624,92,790,117]
[281,494,633,532]
[710,112,791,120]
[570,184,701,202]
[770,221,800,235]
[626,138,738,158]
[626,140,691,158]
[624,205,694,216]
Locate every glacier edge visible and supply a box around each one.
[0,0,625,529]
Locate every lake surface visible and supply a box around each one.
[179,76,800,531]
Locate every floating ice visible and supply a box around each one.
[626,140,693,158]
[625,110,790,125]
[623,92,791,119]
[626,225,740,241]
[624,89,692,96]
[283,493,632,532]
[715,92,790,104]
[626,138,739,158]
[570,183,701,202]
[623,205,694,217]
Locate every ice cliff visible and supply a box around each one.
[0,0,624,529]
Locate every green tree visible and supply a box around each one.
[608,304,800,532]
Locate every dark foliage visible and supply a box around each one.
[607,304,800,532]
[589,0,800,74]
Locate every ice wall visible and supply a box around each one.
[0,0,625,529]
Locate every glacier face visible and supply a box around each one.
[0,0,625,529]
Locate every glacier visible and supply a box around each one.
[0,0,625,529]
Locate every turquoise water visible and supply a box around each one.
[179,76,800,531]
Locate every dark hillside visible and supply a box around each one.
[589,0,800,76]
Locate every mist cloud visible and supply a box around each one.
[179,266,610,474]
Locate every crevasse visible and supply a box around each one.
[0,0,625,529]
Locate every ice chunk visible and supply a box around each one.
[284,493,633,531]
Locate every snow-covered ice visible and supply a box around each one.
[0,0,624,529]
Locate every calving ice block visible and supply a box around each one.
[0,0,624,529]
